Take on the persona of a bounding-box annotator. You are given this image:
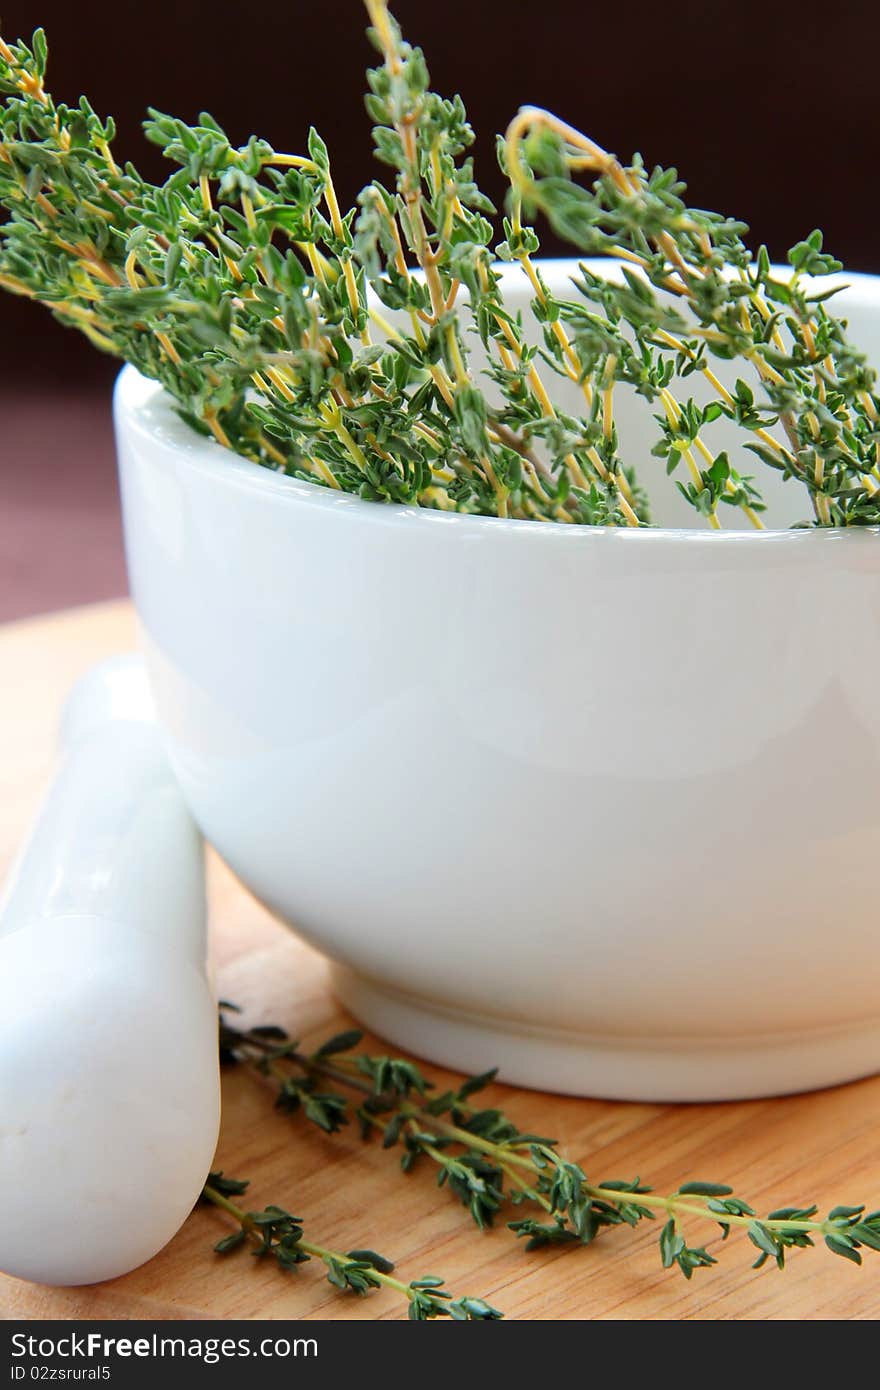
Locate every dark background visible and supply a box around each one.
[2,0,879,616]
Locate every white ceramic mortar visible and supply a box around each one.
[114,260,880,1100]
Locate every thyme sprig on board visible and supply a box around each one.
[220,1009,880,1281]
[2,2,879,524]
[201,1172,501,1320]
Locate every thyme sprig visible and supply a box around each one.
[201,1171,502,1320]
[220,1009,880,1281]
[2,3,879,525]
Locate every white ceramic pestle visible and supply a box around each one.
[0,655,220,1286]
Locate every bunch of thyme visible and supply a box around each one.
[2,2,879,525]
[219,1008,880,1284]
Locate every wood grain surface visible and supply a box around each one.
[1,600,878,1321]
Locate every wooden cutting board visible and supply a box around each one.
[1,599,878,1321]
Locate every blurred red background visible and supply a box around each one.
[2,0,878,619]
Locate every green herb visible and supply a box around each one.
[2,2,879,525]
[201,1171,501,1320]
[220,1009,880,1281]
